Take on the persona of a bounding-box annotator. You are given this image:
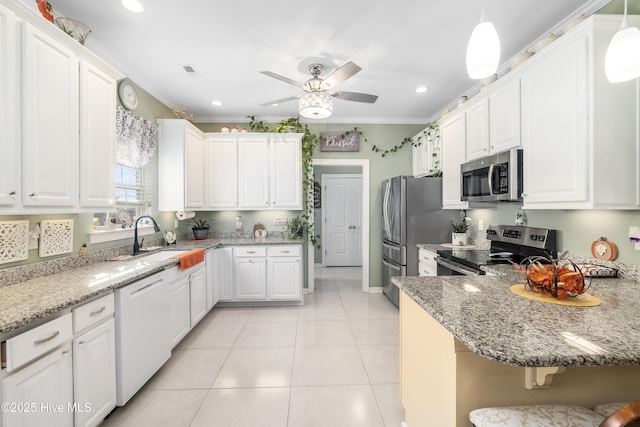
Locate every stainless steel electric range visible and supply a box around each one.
[436,224,558,276]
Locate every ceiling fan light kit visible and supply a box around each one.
[605,0,640,83]
[299,92,333,119]
[466,1,501,79]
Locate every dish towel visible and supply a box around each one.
[172,248,205,270]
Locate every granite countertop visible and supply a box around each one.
[392,275,640,368]
[0,237,303,338]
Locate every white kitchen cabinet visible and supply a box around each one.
[520,15,639,209]
[0,4,19,207]
[21,21,79,208]
[267,246,302,300]
[205,250,216,311]
[206,137,238,209]
[270,135,303,208]
[157,119,205,211]
[73,319,116,427]
[79,60,117,208]
[238,137,271,208]
[412,130,428,178]
[1,344,74,427]
[488,78,521,155]
[418,247,438,277]
[440,110,468,209]
[213,247,234,302]
[465,98,490,161]
[413,126,442,178]
[189,266,207,326]
[234,247,267,300]
[169,274,191,348]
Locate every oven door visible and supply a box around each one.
[435,256,484,276]
[382,257,405,307]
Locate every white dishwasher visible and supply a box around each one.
[114,272,170,405]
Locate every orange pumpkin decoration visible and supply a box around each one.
[36,0,54,23]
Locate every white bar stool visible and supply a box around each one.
[469,404,605,427]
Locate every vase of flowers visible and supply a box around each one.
[450,220,469,246]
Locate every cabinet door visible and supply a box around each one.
[238,137,270,208]
[412,132,427,177]
[206,137,238,209]
[169,275,190,348]
[184,126,205,208]
[22,22,79,207]
[189,267,207,326]
[214,247,234,301]
[521,34,589,205]
[270,135,302,209]
[418,249,438,277]
[0,5,19,207]
[73,319,116,427]
[267,257,301,300]
[205,250,215,311]
[489,79,521,154]
[2,344,73,427]
[234,257,266,300]
[465,98,490,160]
[440,111,468,209]
[79,60,116,208]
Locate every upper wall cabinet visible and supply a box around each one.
[439,110,468,210]
[412,126,441,178]
[520,15,640,209]
[0,1,121,213]
[157,119,205,211]
[205,136,238,209]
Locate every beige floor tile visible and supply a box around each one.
[235,321,297,347]
[372,384,405,427]
[292,345,368,386]
[212,347,294,388]
[248,306,300,322]
[296,320,356,346]
[191,387,290,427]
[177,320,245,349]
[207,307,253,322]
[101,389,207,427]
[288,385,385,427]
[146,348,230,390]
[303,290,342,304]
[349,318,400,345]
[344,300,399,320]
[298,303,347,321]
[359,344,400,384]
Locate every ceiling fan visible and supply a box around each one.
[260,61,378,118]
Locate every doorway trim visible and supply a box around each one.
[308,159,370,293]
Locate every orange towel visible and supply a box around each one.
[172,248,205,270]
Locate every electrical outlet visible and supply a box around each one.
[478,219,484,231]
[274,217,288,225]
[174,219,179,229]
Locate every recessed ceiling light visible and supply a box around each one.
[416,86,429,93]
[271,103,279,107]
[211,100,222,106]
[122,0,144,13]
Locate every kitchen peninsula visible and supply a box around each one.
[393,275,640,427]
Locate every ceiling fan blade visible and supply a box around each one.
[322,62,362,89]
[260,95,300,107]
[331,91,378,103]
[260,71,304,87]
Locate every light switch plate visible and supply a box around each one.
[274,217,288,225]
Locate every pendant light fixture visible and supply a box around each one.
[466,0,501,79]
[604,0,640,83]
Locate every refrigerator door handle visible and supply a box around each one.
[382,181,391,239]
[382,258,403,274]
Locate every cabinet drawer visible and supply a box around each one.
[418,249,437,264]
[235,246,266,257]
[73,293,114,333]
[268,245,300,257]
[4,313,72,372]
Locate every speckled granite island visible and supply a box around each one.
[392,275,640,427]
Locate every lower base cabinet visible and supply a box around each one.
[267,246,302,301]
[167,264,208,349]
[213,247,234,302]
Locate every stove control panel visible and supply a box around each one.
[486,225,557,250]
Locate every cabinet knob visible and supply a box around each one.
[29,192,36,197]
[9,191,16,196]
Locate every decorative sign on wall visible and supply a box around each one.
[313,182,321,208]
[0,221,29,264]
[39,219,74,257]
[319,131,360,152]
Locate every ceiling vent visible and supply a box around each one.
[180,64,203,79]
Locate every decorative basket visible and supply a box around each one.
[518,256,591,300]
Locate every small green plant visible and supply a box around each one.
[192,218,210,229]
[286,216,304,240]
[450,220,469,233]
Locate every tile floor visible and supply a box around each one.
[103,266,405,427]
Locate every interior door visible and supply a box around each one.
[323,174,362,266]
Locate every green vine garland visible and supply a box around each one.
[343,120,439,157]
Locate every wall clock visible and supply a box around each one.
[118,79,139,111]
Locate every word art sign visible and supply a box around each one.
[319,131,360,152]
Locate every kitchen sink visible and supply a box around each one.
[138,250,189,261]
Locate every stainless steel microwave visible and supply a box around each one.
[460,149,523,202]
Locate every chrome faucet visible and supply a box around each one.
[132,215,161,255]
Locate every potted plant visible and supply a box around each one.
[191,218,210,240]
[450,220,470,246]
[286,216,304,240]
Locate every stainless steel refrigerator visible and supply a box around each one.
[381,176,456,307]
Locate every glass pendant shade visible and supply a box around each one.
[299,92,333,119]
[466,21,501,79]
[605,2,640,83]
